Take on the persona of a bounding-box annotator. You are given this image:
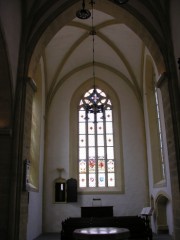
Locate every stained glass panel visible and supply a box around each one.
[79,122,86,134]
[97,135,104,146]
[106,122,113,133]
[89,147,95,157]
[107,147,114,159]
[97,122,103,134]
[89,174,96,187]
[79,174,86,187]
[98,147,105,158]
[107,160,114,172]
[79,111,86,122]
[107,100,111,105]
[106,134,113,146]
[84,90,91,97]
[88,122,95,134]
[98,173,105,187]
[99,90,106,97]
[79,147,86,159]
[79,135,86,146]
[97,112,104,122]
[88,113,94,122]
[89,158,96,172]
[79,100,83,106]
[105,109,112,121]
[98,160,105,172]
[108,173,115,187]
[79,160,86,173]
[89,135,95,146]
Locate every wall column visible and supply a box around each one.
[157,73,180,239]
[19,77,37,240]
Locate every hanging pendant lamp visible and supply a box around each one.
[76,0,91,19]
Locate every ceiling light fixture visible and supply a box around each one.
[76,0,91,19]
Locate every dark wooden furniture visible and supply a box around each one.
[81,206,113,217]
[55,182,66,202]
[66,178,77,202]
[73,227,130,240]
[61,216,152,240]
[54,178,77,203]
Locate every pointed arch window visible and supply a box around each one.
[145,56,166,185]
[78,87,115,188]
[154,86,165,179]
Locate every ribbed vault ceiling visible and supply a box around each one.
[29,1,165,110]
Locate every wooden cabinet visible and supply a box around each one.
[67,178,77,202]
[54,178,77,203]
[81,206,113,217]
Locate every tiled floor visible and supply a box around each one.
[34,232,173,240]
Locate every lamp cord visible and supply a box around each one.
[91,0,96,89]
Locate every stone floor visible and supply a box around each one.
[34,232,173,240]
[34,233,60,240]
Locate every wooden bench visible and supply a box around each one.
[61,216,152,240]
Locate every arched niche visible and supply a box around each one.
[155,193,170,234]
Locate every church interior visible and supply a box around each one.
[0,0,180,240]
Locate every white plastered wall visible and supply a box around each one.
[43,66,149,232]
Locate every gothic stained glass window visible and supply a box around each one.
[78,88,115,188]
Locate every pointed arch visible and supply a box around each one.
[69,79,124,193]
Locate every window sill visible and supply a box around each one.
[154,179,166,188]
[78,187,124,194]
